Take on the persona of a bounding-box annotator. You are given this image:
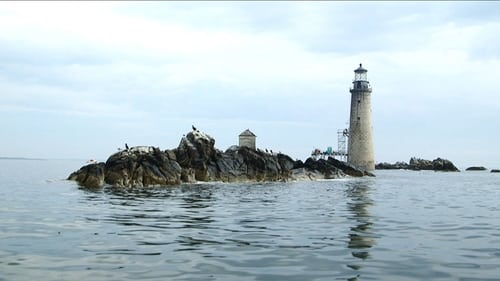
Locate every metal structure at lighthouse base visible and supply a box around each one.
[310,128,349,161]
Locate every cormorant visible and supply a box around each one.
[125,143,129,150]
[192,125,197,131]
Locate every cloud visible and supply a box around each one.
[0,2,351,124]
[0,1,499,167]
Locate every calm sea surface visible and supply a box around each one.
[1,159,499,281]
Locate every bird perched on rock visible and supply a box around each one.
[192,125,197,131]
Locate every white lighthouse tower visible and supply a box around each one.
[348,63,375,171]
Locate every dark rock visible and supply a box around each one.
[304,157,344,179]
[180,168,196,183]
[363,170,376,177]
[466,166,487,171]
[375,161,409,170]
[172,131,294,183]
[327,157,373,177]
[409,157,433,170]
[430,158,460,172]
[293,159,305,169]
[375,162,392,170]
[104,146,181,187]
[164,149,177,161]
[216,146,293,182]
[377,157,459,172]
[67,162,105,188]
[491,169,500,173]
[302,157,371,178]
[175,131,217,181]
[277,153,295,172]
[68,129,373,188]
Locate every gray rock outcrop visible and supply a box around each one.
[68,162,105,188]
[173,130,296,182]
[412,157,460,172]
[104,146,182,187]
[465,166,487,171]
[68,129,371,188]
[375,161,409,170]
[376,157,460,172]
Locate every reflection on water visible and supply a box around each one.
[107,185,214,223]
[78,184,219,256]
[75,181,380,280]
[75,178,381,281]
[345,180,376,278]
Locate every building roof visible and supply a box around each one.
[354,63,367,73]
[239,129,256,137]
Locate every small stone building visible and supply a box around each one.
[239,129,256,150]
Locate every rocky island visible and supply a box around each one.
[465,166,487,171]
[68,129,374,188]
[376,157,460,172]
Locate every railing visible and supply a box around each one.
[350,86,372,92]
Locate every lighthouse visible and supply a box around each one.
[348,63,375,171]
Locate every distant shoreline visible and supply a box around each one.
[0,157,94,162]
[0,157,47,161]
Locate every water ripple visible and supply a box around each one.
[3,163,500,280]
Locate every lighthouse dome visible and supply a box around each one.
[354,63,367,73]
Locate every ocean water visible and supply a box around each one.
[1,159,499,281]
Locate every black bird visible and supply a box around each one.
[125,143,129,150]
[192,125,197,131]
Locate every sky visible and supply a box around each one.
[1,1,499,169]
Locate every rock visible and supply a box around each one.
[180,168,196,183]
[466,166,487,171]
[104,146,182,187]
[304,157,344,179]
[327,157,374,177]
[408,157,433,170]
[491,169,500,173]
[375,162,387,170]
[68,129,373,188]
[302,157,372,178]
[363,170,376,177]
[375,161,409,170]
[277,153,295,172]
[376,157,459,172]
[290,168,325,181]
[164,149,177,161]
[215,146,294,182]
[293,159,305,169]
[67,162,105,188]
[430,158,460,172]
[175,131,217,181]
